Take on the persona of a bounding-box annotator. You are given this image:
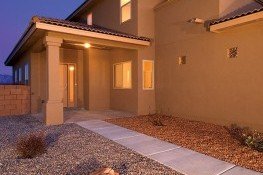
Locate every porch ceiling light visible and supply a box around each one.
[69,66,75,71]
[84,43,91,48]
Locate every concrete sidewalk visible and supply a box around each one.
[77,120,262,175]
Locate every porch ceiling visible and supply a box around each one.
[5,16,151,66]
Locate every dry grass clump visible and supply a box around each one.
[16,132,46,159]
[148,114,166,127]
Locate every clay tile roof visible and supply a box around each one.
[210,6,263,25]
[32,16,150,42]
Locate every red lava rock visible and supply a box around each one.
[107,115,263,172]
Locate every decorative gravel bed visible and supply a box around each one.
[0,116,181,175]
[106,115,263,173]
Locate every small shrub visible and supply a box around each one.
[148,114,165,127]
[16,132,46,159]
[228,124,263,152]
[152,118,165,127]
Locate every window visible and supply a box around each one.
[18,68,22,84]
[87,13,93,25]
[143,60,154,90]
[25,64,29,85]
[14,69,18,84]
[113,61,132,89]
[121,0,131,23]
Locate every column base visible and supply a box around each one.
[44,101,64,125]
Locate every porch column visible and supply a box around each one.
[43,36,63,125]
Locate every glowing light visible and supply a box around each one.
[69,66,75,71]
[84,43,91,48]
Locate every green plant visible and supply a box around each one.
[16,132,46,159]
[245,133,263,152]
[228,124,263,152]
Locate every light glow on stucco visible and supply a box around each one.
[84,43,91,48]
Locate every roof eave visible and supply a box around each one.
[4,23,36,66]
[35,22,151,46]
[5,21,151,66]
[210,11,263,33]
[66,0,94,21]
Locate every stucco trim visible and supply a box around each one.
[35,22,150,46]
[210,11,263,33]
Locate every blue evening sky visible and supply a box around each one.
[0,0,85,75]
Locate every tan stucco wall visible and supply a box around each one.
[73,0,160,114]
[30,52,42,113]
[155,0,263,131]
[137,0,162,114]
[88,48,111,110]
[110,48,138,113]
[82,47,138,112]
[77,0,138,36]
[27,49,47,114]
[30,47,84,114]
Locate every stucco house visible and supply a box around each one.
[4,0,263,131]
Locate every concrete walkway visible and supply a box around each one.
[64,109,135,123]
[77,120,262,175]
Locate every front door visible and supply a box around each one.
[60,64,76,108]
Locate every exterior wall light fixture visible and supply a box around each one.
[84,43,91,48]
[188,18,205,24]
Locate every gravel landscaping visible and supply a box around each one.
[0,116,181,175]
[106,115,263,173]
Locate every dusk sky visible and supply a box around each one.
[0,0,85,75]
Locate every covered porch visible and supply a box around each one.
[30,17,150,125]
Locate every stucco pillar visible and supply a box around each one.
[43,36,63,125]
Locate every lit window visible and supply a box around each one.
[87,13,93,25]
[113,61,132,89]
[143,60,154,90]
[121,0,131,23]
[25,64,29,85]
[18,68,22,84]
